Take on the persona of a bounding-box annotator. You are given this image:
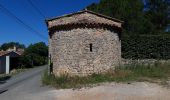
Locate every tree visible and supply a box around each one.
[20,42,48,67]
[0,42,25,50]
[145,0,170,32]
[87,0,153,34]
[87,0,170,34]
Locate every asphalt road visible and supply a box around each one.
[0,65,57,100]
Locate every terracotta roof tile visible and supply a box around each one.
[0,51,10,56]
[0,51,22,57]
[46,10,123,29]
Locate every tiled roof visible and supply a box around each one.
[16,51,24,55]
[46,10,123,29]
[0,51,22,57]
[0,51,10,56]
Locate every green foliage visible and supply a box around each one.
[20,42,48,68]
[87,0,170,34]
[124,62,170,79]
[145,0,170,32]
[42,70,55,85]
[0,42,25,50]
[25,42,48,57]
[87,0,153,34]
[42,62,170,89]
[122,34,170,59]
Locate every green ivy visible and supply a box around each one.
[122,34,170,59]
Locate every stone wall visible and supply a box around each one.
[49,28,121,76]
[122,59,170,66]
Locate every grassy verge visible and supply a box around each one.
[0,68,28,81]
[42,61,170,89]
[0,74,10,81]
[10,68,28,75]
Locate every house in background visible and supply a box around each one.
[0,46,24,74]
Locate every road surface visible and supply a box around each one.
[0,65,57,100]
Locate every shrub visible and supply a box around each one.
[19,42,48,68]
[122,34,170,59]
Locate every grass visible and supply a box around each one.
[0,68,28,81]
[42,61,170,89]
[0,74,10,81]
[10,68,28,75]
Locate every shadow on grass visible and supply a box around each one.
[0,76,11,84]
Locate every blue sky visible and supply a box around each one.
[0,0,99,46]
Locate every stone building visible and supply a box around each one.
[46,10,123,76]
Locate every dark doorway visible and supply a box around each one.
[10,57,19,70]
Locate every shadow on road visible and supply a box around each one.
[0,89,8,94]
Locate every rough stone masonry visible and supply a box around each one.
[46,10,123,76]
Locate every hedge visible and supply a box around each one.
[122,34,170,59]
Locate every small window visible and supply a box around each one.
[89,43,93,52]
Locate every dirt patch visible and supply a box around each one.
[54,82,170,100]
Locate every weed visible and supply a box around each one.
[42,61,170,89]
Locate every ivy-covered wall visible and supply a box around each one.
[122,35,170,59]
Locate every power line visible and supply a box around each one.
[0,3,47,40]
[27,0,46,19]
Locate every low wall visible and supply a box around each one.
[122,59,170,66]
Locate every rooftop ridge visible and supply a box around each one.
[45,10,124,24]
